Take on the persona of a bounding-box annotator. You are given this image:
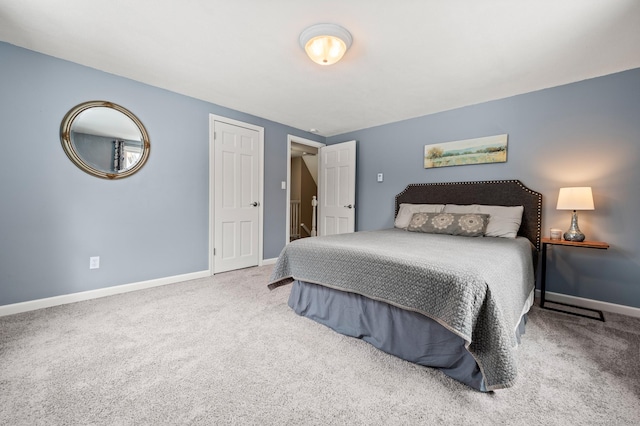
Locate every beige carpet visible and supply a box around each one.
[1,265,639,425]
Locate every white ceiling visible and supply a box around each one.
[1,1,639,136]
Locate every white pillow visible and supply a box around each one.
[444,204,524,238]
[395,203,445,229]
[443,204,476,214]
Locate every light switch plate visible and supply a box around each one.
[377,173,384,182]
[89,256,100,269]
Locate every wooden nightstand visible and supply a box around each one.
[540,237,610,321]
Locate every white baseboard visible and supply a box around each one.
[261,258,278,265]
[5,274,637,319]
[537,290,640,318]
[0,270,211,317]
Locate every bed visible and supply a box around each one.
[268,180,542,391]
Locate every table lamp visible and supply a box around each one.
[556,187,594,242]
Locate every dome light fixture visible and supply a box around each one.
[299,23,353,66]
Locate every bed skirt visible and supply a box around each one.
[288,280,529,392]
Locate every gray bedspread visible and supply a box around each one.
[268,228,535,390]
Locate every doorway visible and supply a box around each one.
[286,135,324,244]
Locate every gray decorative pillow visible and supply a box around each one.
[407,212,490,237]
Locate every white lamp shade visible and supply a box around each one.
[299,24,352,66]
[556,187,595,210]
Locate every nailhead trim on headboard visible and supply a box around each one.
[394,180,543,251]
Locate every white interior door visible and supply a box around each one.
[318,140,356,236]
[212,119,263,273]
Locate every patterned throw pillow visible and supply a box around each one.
[407,212,490,237]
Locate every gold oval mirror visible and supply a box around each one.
[60,101,150,179]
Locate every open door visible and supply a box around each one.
[318,140,356,236]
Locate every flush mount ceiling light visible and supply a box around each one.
[299,23,353,65]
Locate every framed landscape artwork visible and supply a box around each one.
[424,134,508,168]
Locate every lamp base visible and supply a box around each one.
[563,230,585,242]
[564,210,586,242]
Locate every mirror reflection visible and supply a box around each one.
[60,101,150,179]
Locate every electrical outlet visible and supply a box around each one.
[377,173,384,182]
[89,256,100,269]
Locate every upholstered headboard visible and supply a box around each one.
[395,180,543,251]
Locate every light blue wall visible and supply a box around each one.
[0,42,322,305]
[328,68,640,309]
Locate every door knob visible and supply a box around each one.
[251,202,260,207]
[344,204,353,209]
